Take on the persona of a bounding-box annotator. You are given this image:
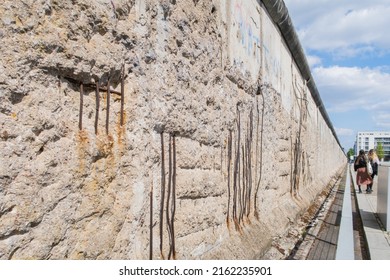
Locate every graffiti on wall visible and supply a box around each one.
[262,41,281,86]
[233,2,261,63]
[229,0,261,75]
[229,0,281,86]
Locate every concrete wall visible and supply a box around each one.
[0,0,345,260]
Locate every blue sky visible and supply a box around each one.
[284,0,390,151]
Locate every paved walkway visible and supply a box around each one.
[289,170,346,260]
[296,164,390,260]
[305,181,343,259]
[351,164,390,260]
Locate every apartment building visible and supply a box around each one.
[355,131,390,161]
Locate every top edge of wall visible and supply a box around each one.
[260,0,343,152]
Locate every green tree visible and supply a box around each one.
[347,148,355,158]
[377,142,385,161]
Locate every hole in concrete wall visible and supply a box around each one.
[37,146,44,156]
[211,6,216,14]
[10,92,25,105]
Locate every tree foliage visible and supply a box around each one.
[347,148,355,158]
[376,142,385,160]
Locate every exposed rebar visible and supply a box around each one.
[169,134,177,260]
[120,64,125,126]
[226,130,233,226]
[246,108,254,217]
[166,134,173,258]
[240,144,246,224]
[106,78,111,135]
[95,82,100,135]
[159,132,166,259]
[63,76,121,95]
[79,83,84,130]
[149,182,153,260]
[254,91,265,220]
[233,105,241,231]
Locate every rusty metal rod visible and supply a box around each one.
[240,144,246,224]
[166,134,173,259]
[254,92,265,220]
[226,130,232,225]
[149,181,153,260]
[170,134,176,260]
[120,64,125,126]
[63,76,122,95]
[106,79,110,135]
[95,82,100,135]
[159,132,166,259]
[233,106,241,231]
[79,83,83,130]
[247,108,254,217]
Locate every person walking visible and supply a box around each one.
[367,149,380,193]
[354,150,372,193]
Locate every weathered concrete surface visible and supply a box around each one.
[0,0,345,259]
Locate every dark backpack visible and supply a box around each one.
[353,158,359,171]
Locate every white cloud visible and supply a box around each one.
[306,55,322,68]
[285,0,390,57]
[303,7,390,52]
[373,113,390,127]
[335,127,354,136]
[312,66,390,114]
[312,65,390,130]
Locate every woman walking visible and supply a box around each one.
[367,149,380,193]
[354,150,372,193]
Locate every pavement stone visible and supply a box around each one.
[351,164,390,260]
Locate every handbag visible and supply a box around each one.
[367,161,373,175]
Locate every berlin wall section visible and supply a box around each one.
[0,0,345,259]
